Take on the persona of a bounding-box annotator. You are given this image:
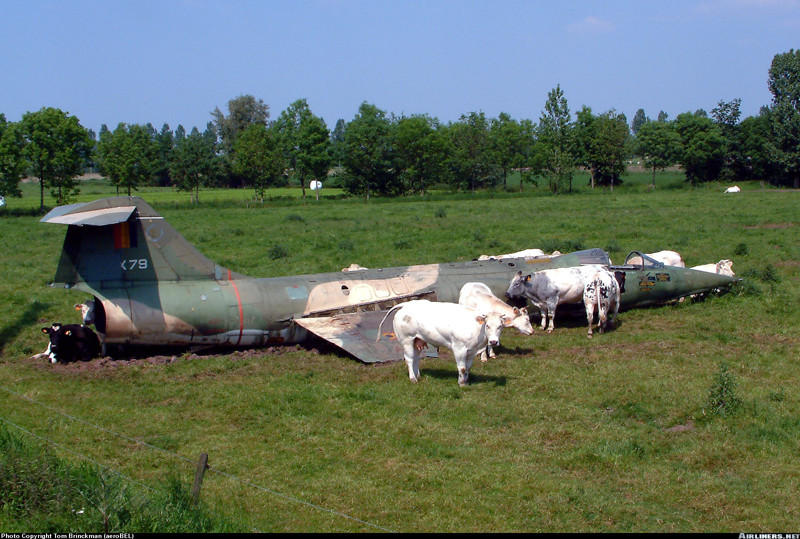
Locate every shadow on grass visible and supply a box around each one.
[0,300,51,354]
[421,368,507,387]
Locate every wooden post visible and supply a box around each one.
[192,452,209,504]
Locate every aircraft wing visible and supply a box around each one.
[294,310,438,364]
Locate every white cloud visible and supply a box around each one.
[567,15,615,35]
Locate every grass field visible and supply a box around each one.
[0,173,798,532]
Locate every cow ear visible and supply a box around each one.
[512,307,520,315]
[65,330,72,336]
[502,315,512,326]
[520,307,528,315]
[525,274,532,282]
[475,315,486,325]
[41,327,50,334]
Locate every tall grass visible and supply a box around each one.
[0,174,799,532]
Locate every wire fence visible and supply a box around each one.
[0,383,396,533]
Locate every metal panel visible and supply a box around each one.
[295,310,438,364]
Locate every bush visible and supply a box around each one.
[706,363,742,416]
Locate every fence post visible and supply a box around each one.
[192,452,209,504]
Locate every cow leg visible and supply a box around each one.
[585,300,595,338]
[454,349,472,387]
[597,302,608,334]
[546,299,558,332]
[402,339,422,382]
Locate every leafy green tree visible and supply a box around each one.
[711,98,744,181]
[330,118,346,167]
[153,123,174,187]
[0,115,26,200]
[96,123,158,196]
[170,126,222,204]
[536,85,575,194]
[447,111,500,191]
[739,108,780,182]
[392,114,447,195]
[233,123,285,201]
[657,111,669,122]
[19,107,94,211]
[273,99,331,199]
[631,108,648,136]
[674,111,726,184]
[635,120,682,187]
[341,102,395,199]
[574,107,628,189]
[488,112,527,190]
[211,94,270,154]
[767,49,800,187]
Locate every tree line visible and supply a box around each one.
[1,50,798,210]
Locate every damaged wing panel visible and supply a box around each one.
[294,310,438,364]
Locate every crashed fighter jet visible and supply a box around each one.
[40,197,739,363]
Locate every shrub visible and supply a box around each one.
[268,245,289,260]
[707,362,742,416]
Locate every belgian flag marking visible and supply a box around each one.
[113,222,137,249]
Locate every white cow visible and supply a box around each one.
[583,269,621,338]
[458,282,534,361]
[342,263,368,272]
[724,185,741,193]
[477,248,546,260]
[505,265,608,332]
[75,299,96,325]
[689,260,735,299]
[377,300,505,387]
[626,250,685,268]
[691,259,734,276]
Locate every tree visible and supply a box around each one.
[574,107,629,190]
[635,120,682,187]
[211,94,270,154]
[447,111,500,191]
[657,111,669,123]
[152,123,174,187]
[0,115,26,200]
[170,126,221,204]
[19,107,94,211]
[739,109,781,182]
[711,98,744,181]
[330,118,346,167]
[767,49,800,187]
[273,99,331,200]
[536,85,575,194]
[487,112,526,190]
[392,114,446,195]
[96,123,158,196]
[233,123,285,201]
[631,108,648,136]
[341,102,395,199]
[674,112,726,184]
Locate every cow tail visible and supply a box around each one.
[376,303,405,342]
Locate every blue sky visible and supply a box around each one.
[2,0,798,134]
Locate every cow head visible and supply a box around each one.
[42,324,69,364]
[509,307,534,335]
[506,271,531,302]
[75,299,95,326]
[613,271,627,294]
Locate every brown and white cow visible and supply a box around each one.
[458,282,534,361]
[583,269,622,338]
[377,300,505,387]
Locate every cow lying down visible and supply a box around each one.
[377,300,505,387]
[40,323,101,364]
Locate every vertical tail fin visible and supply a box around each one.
[41,196,244,288]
